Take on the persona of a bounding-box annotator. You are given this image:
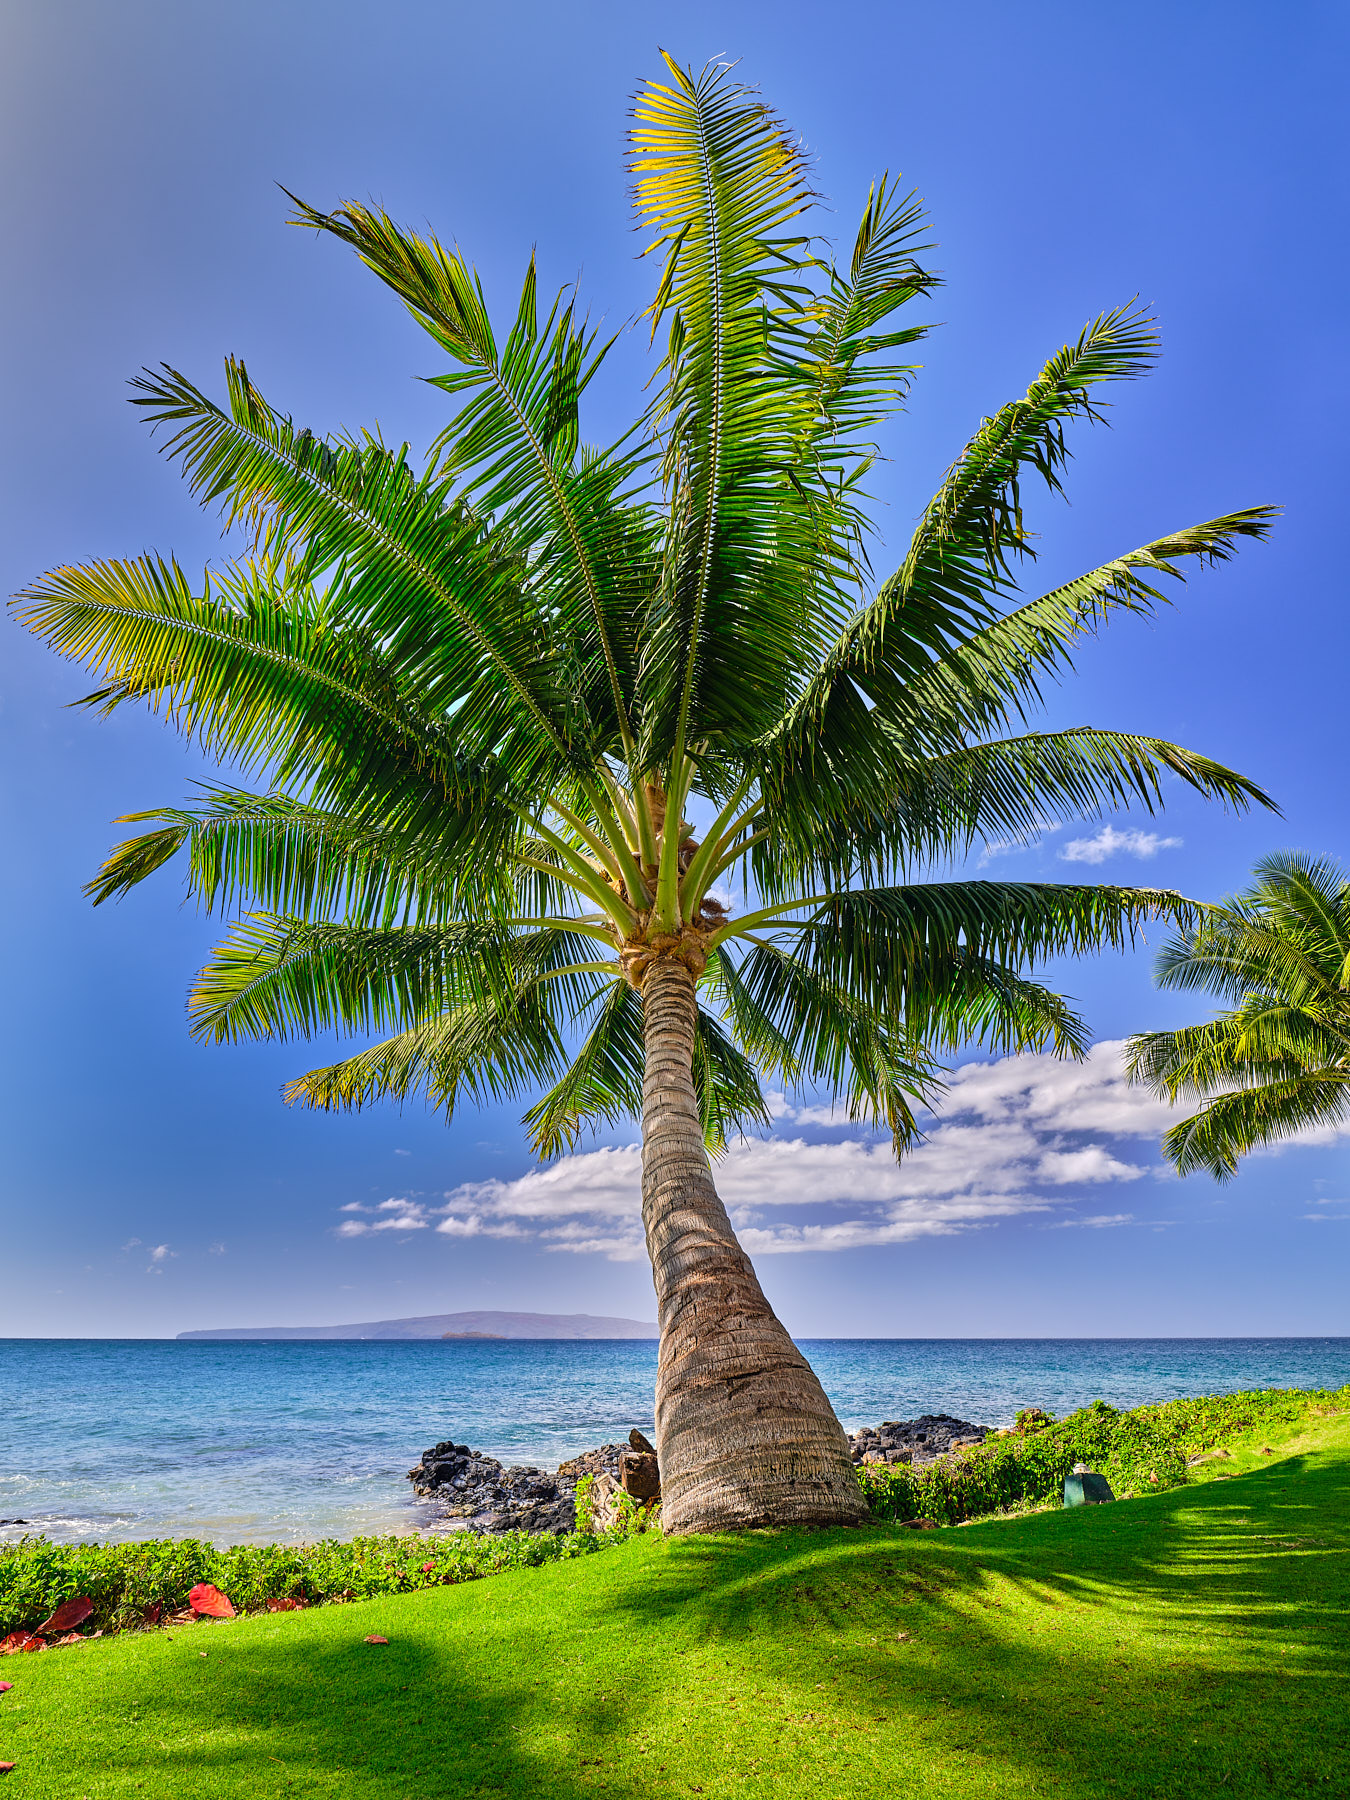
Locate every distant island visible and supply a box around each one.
[441,1331,506,1340]
[176,1309,660,1342]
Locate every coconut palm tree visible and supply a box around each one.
[14,57,1275,1532]
[1127,853,1349,1178]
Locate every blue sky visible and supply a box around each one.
[3,0,1346,1339]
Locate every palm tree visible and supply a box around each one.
[1127,853,1349,1178]
[15,57,1275,1533]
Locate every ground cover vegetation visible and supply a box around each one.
[858,1383,1350,1524]
[13,51,1277,1532]
[1128,852,1350,1177]
[2,1413,1346,1797]
[4,1386,1342,1640]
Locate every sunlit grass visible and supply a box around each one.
[4,1414,1348,1798]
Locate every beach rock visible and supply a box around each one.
[409,1434,659,1534]
[556,1444,628,1484]
[628,1428,657,1455]
[847,1414,993,1468]
[618,1451,660,1500]
[588,1472,622,1531]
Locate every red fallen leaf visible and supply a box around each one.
[264,1598,307,1612]
[0,1680,13,1692]
[0,1634,42,1656]
[0,1761,15,1773]
[188,1583,235,1619]
[37,1596,94,1636]
[364,1635,389,1645]
[142,1602,163,1626]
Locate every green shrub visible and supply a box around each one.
[1015,1407,1054,1433]
[0,1527,613,1639]
[858,1385,1350,1526]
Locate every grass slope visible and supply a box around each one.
[3,1415,1348,1799]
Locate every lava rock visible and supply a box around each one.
[847,1413,993,1468]
[409,1434,658,1534]
[617,1451,661,1500]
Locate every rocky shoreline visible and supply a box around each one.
[847,1413,992,1467]
[408,1412,993,1534]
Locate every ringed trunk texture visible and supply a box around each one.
[640,956,867,1533]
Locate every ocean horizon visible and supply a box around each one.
[5,1335,1348,1548]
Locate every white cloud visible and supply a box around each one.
[978,818,1062,868]
[146,1243,176,1274]
[1035,1147,1147,1184]
[1059,826,1182,865]
[336,1197,431,1237]
[326,1041,1344,1262]
[941,1040,1180,1136]
[1049,1212,1135,1230]
[435,1213,528,1240]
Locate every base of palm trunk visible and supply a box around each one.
[639,954,868,1534]
[654,1310,868,1534]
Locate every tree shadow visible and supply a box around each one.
[86,1602,596,1799]
[601,1449,1350,1796]
[71,1452,1349,1799]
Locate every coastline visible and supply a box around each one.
[4,1336,1349,1549]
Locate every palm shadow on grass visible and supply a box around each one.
[602,1450,1350,1798]
[84,1453,1348,1800]
[95,1609,596,1800]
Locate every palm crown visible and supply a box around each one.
[1128,853,1349,1179]
[15,57,1277,1530]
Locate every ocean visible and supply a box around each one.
[3,1336,1348,1547]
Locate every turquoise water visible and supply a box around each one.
[3,1337,1348,1547]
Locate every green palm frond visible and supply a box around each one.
[523,980,644,1157]
[288,198,657,757]
[1161,1073,1350,1181]
[283,990,569,1120]
[1128,853,1350,1178]
[188,918,607,1044]
[738,880,1198,1010]
[13,554,514,864]
[888,510,1280,753]
[128,360,583,777]
[726,936,937,1148]
[786,173,937,462]
[85,786,491,923]
[692,1008,773,1151]
[632,53,842,754]
[769,728,1272,891]
[764,307,1185,833]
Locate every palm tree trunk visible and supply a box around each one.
[640,955,868,1533]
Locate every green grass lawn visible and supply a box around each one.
[4,1415,1348,1800]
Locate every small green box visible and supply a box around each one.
[1063,1472,1115,1506]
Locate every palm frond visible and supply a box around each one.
[128,360,583,777]
[885,509,1280,753]
[85,785,495,923]
[523,979,645,1157]
[188,918,604,1045]
[1160,1073,1350,1182]
[632,55,839,754]
[764,309,1224,832]
[289,198,657,755]
[283,989,569,1119]
[1128,852,1350,1178]
[13,553,517,871]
